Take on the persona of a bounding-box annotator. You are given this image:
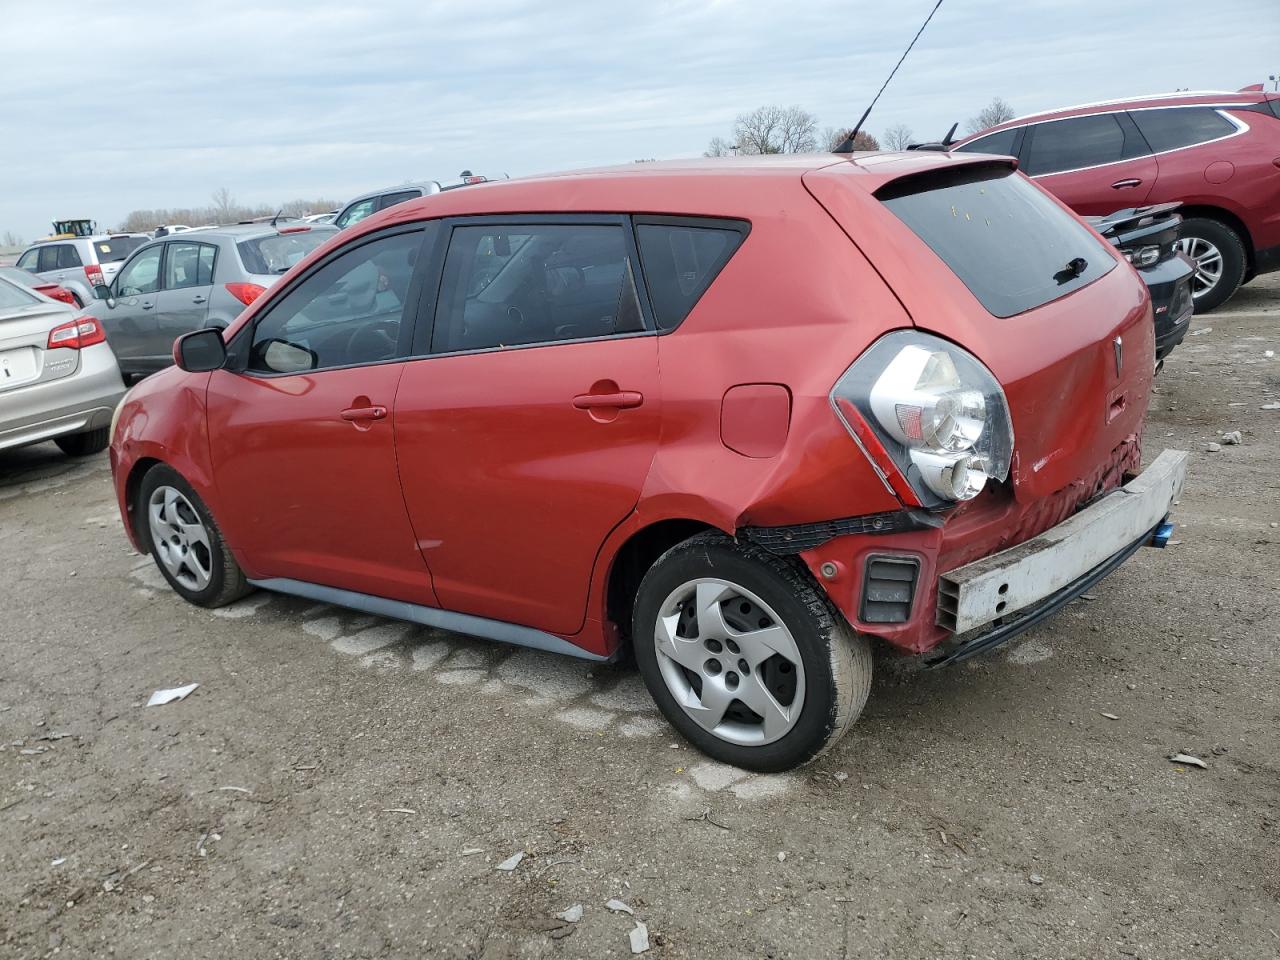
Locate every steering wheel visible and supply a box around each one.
[346,321,398,363]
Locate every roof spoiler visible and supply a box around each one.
[906,121,958,152]
[1237,83,1265,92]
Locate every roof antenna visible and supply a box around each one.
[270,208,284,227]
[833,0,946,153]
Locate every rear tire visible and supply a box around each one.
[55,427,109,457]
[632,532,872,773]
[1177,218,1246,313]
[138,464,252,608]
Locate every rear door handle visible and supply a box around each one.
[340,405,387,421]
[1111,178,1142,189]
[192,295,207,304]
[141,301,154,310]
[572,391,643,410]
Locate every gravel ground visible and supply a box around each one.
[2,277,1277,960]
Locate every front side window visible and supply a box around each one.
[164,242,217,289]
[248,230,422,374]
[635,220,747,330]
[16,249,39,271]
[432,223,644,353]
[1024,113,1128,175]
[335,198,378,230]
[1130,107,1236,152]
[116,246,163,296]
[955,127,1018,156]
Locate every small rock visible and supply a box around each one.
[1126,683,1136,691]
[606,898,634,915]
[1169,753,1207,770]
[1205,442,1221,452]
[777,851,787,862]
[833,772,849,782]
[1029,874,1044,885]
[1211,745,1229,756]
[556,904,584,923]
[496,852,525,872]
[1262,402,1280,411]
[629,921,650,954]
[1221,430,1242,445]
[141,894,155,904]
[1100,712,1120,721]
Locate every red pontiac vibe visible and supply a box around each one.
[110,153,1187,771]
[953,89,1280,312]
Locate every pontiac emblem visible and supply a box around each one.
[1113,336,1123,377]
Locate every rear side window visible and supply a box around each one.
[433,223,644,352]
[955,128,1018,156]
[1130,108,1236,152]
[56,244,83,268]
[94,237,146,263]
[879,166,1116,318]
[635,219,748,330]
[379,190,421,210]
[237,231,331,275]
[1024,113,1134,175]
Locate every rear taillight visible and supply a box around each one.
[47,316,107,350]
[42,285,77,305]
[225,282,267,305]
[84,264,105,287]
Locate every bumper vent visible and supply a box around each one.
[860,555,920,624]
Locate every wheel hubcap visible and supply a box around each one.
[654,579,805,746]
[148,486,213,591]
[1177,236,1224,299]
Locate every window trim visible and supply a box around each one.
[225,222,433,378]
[410,213,662,360]
[631,214,751,332]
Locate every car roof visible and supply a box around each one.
[31,232,150,246]
[145,223,339,243]
[961,89,1276,140]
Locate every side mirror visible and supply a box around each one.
[260,338,317,373]
[93,284,114,303]
[173,328,226,373]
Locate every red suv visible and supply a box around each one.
[110,154,1186,771]
[954,90,1280,312]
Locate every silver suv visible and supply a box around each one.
[89,223,336,379]
[333,172,505,230]
[15,234,153,307]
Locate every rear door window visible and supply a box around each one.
[634,218,748,330]
[955,128,1019,156]
[1024,113,1130,175]
[1130,108,1237,152]
[164,242,217,289]
[56,244,83,268]
[878,165,1116,317]
[36,246,60,273]
[432,222,645,353]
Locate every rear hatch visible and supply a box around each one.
[0,290,81,394]
[93,236,149,281]
[805,157,1154,504]
[235,227,337,288]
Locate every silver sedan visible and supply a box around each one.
[0,275,125,456]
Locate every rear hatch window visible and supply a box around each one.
[878,165,1115,317]
[237,230,333,275]
[94,237,148,263]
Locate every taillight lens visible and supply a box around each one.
[830,331,1014,505]
[47,316,107,350]
[225,282,267,305]
[43,285,77,305]
[84,264,105,286]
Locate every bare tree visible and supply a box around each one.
[775,105,818,153]
[965,97,1015,135]
[882,123,915,150]
[732,105,818,155]
[824,127,881,152]
[704,136,736,157]
[1,230,24,248]
[211,186,237,223]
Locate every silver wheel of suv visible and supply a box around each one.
[1177,236,1224,300]
[148,485,213,591]
[654,578,806,746]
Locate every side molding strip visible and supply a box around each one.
[248,577,609,662]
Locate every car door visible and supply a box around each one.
[393,216,662,636]
[99,244,164,370]
[49,243,84,293]
[154,240,216,354]
[205,225,436,604]
[1022,112,1158,214]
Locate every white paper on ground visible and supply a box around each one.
[147,683,199,707]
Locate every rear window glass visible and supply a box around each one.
[1131,108,1236,152]
[0,277,40,309]
[94,237,147,262]
[237,230,332,275]
[879,166,1115,318]
[955,128,1018,156]
[634,220,748,330]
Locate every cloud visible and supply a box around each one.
[1,0,1274,237]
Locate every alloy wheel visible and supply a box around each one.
[148,485,213,591]
[1177,236,1224,300]
[654,578,806,746]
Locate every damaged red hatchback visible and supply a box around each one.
[110,153,1187,771]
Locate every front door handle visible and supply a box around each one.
[192,295,207,304]
[1111,178,1142,189]
[141,301,154,310]
[340,405,388,422]
[572,391,643,410]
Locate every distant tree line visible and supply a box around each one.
[116,188,340,233]
[705,97,1015,156]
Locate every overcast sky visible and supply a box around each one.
[2,0,1275,239]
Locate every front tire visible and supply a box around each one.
[138,464,251,608]
[1177,218,1246,313]
[633,533,871,773]
[55,427,109,457]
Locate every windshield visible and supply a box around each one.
[237,230,334,275]
[878,166,1115,317]
[0,276,40,310]
[94,237,148,263]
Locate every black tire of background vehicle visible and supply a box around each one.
[632,532,872,773]
[54,426,110,457]
[137,464,252,608]
[1181,217,1247,314]
[70,294,83,308]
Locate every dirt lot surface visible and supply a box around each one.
[2,278,1277,960]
